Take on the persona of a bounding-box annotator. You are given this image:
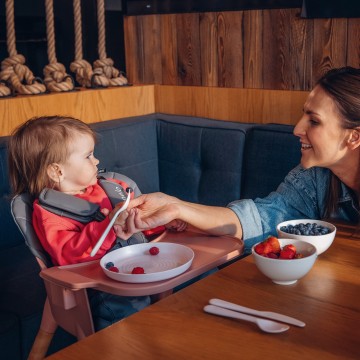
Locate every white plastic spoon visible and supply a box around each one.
[203,305,290,333]
[90,189,131,257]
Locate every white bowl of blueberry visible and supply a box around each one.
[276,219,336,255]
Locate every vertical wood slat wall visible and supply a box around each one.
[124,8,360,90]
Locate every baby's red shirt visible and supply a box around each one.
[33,180,130,266]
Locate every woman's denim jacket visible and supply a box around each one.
[228,165,359,253]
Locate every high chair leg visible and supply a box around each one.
[27,329,55,360]
[28,298,57,360]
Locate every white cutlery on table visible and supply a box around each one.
[204,305,289,333]
[209,298,305,327]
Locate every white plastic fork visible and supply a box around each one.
[90,189,131,257]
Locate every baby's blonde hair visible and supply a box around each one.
[8,116,96,198]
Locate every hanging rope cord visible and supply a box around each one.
[43,0,74,92]
[0,0,46,95]
[93,0,128,86]
[70,0,108,88]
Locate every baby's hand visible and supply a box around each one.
[109,207,133,239]
[165,219,188,232]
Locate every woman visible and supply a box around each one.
[118,67,360,252]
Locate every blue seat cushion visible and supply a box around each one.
[156,114,254,206]
[241,124,301,199]
[91,115,160,194]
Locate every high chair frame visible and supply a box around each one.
[11,193,244,360]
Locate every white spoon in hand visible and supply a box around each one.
[204,305,289,333]
[90,188,132,257]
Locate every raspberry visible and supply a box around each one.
[149,246,160,255]
[105,261,114,269]
[108,266,119,272]
[132,267,145,274]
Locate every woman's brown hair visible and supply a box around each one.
[8,116,96,198]
[317,67,360,218]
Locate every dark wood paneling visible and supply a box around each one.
[199,12,218,87]
[243,10,264,88]
[347,18,360,67]
[216,12,244,88]
[124,8,360,90]
[160,14,178,85]
[289,8,313,90]
[313,18,348,82]
[176,13,202,86]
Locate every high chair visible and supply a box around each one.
[11,191,244,360]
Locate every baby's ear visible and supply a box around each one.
[47,163,63,183]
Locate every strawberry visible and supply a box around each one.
[266,236,281,254]
[131,267,145,274]
[283,244,297,253]
[279,248,296,259]
[254,242,265,255]
[262,241,273,255]
[149,246,160,255]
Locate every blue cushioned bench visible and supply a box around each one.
[0,113,300,359]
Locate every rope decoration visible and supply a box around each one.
[0,0,46,95]
[70,0,109,88]
[43,0,74,92]
[93,0,128,86]
[0,81,11,98]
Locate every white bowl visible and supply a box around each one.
[276,219,336,255]
[252,239,317,285]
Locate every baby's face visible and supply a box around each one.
[57,133,99,194]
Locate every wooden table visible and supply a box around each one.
[46,223,360,360]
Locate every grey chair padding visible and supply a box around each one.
[11,193,53,268]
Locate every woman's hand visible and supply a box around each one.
[125,193,180,233]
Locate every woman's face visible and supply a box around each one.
[293,85,352,171]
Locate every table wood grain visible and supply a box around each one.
[46,223,360,360]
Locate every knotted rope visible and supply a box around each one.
[0,0,46,95]
[70,0,108,88]
[43,0,74,92]
[93,0,128,86]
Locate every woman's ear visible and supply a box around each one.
[347,128,360,150]
[47,163,64,183]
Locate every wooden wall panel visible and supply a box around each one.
[199,12,218,87]
[124,8,360,91]
[263,9,294,90]
[347,19,360,67]
[160,14,178,85]
[313,18,348,81]
[243,10,264,88]
[289,9,313,90]
[176,13,201,86]
[0,86,156,136]
[142,15,162,84]
[154,85,308,125]
[124,16,145,84]
[216,12,244,88]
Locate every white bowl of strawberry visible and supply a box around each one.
[276,219,336,255]
[252,236,317,285]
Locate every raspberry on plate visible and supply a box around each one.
[131,266,145,274]
[149,246,160,255]
[108,266,119,273]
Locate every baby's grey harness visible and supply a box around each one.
[38,172,147,247]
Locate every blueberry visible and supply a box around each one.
[281,222,331,236]
[105,261,114,269]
